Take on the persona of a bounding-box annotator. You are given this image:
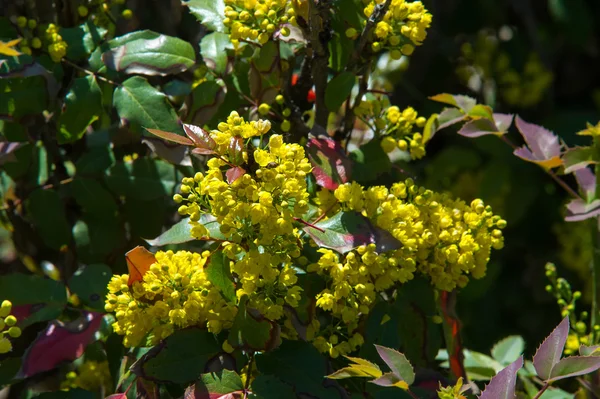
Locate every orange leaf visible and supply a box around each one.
[126,246,156,286]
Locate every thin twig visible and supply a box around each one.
[532,382,550,399]
[294,217,325,233]
[406,389,420,399]
[60,57,120,86]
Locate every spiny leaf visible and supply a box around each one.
[184,0,227,33]
[200,32,233,74]
[562,146,598,174]
[580,345,600,357]
[185,370,244,399]
[436,108,466,131]
[478,356,523,399]
[183,123,216,152]
[126,246,156,286]
[326,356,382,379]
[429,93,477,113]
[374,345,415,385]
[548,356,600,381]
[533,316,569,380]
[513,116,562,169]
[0,39,22,57]
[146,128,194,146]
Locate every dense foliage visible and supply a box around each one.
[1,0,600,398]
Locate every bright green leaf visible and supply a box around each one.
[206,252,235,302]
[200,32,233,74]
[327,356,382,379]
[184,0,226,32]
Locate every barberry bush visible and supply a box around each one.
[1,0,600,398]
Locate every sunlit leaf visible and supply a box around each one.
[227,296,281,351]
[307,136,352,190]
[206,251,236,302]
[326,356,382,379]
[146,128,194,145]
[478,356,523,399]
[429,93,477,113]
[126,246,156,286]
[184,0,227,32]
[185,370,244,399]
[533,317,569,380]
[513,116,562,169]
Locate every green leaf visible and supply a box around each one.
[124,197,168,239]
[185,370,244,398]
[374,345,415,385]
[562,146,598,174]
[325,71,355,111]
[113,76,181,133]
[256,340,343,398]
[327,356,382,379]
[349,139,392,183]
[72,215,123,261]
[60,21,107,61]
[251,375,296,399]
[104,158,181,200]
[491,336,525,365]
[200,32,232,74]
[68,264,112,311]
[429,93,476,113]
[189,80,225,125]
[228,296,281,351]
[134,328,221,384]
[253,41,279,72]
[0,273,67,327]
[304,211,402,254]
[75,146,115,176]
[206,251,235,302]
[71,177,118,215]
[0,357,21,386]
[103,34,195,76]
[146,217,193,246]
[26,189,71,250]
[184,0,226,32]
[0,76,48,119]
[548,356,600,381]
[57,76,103,144]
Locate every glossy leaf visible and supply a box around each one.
[429,93,477,113]
[206,252,236,302]
[189,80,226,125]
[57,75,102,144]
[226,166,246,184]
[514,116,562,169]
[491,336,525,365]
[493,113,514,133]
[89,30,162,72]
[478,356,523,399]
[304,211,402,254]
[200,32,232,74]
[533,316,569,380]
[146,128,194,146]
[0,141,21,165]
[103,34,195,76]
[562,146,598,174]
[61,22,107,61]
[228,136,245,166]
[375,345,415,385]
[68,264,112,311]
[458,113,513,138]
[146,217,194,246]
[307,136,352,190]
[183,123,217,151]
[126,246,156,286]
[548,356,600,381]
[349,138,392,183]
[184,0,227,32]
[227,297,281,351]
[20,311,102,377]
[113,76,181,133]
[185,370,244,399]
[134,328,221,384]
[26,189,70,251]
[326,356,382,379]
[325,72,355,111]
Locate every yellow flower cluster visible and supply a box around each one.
[0,300,21,354]
[333,179,505,291]
[565,332,590,356]
[364,0,432,59]
[223,0,296,45]
[105,250,237,347]
[437,377,467,399]
[46,24,67,63]
[354,98,428,159]
[61,360,112,392]
[457,33,552,108]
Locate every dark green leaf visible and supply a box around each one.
[0,76,48,118]
[113,76,181,133]
[185,370,243,398]
[0,357,21,386]
[89,30,163,72]
[68,264,112,311]
[61,22,107,61]
[251,375,296,399]
[228,297,281,351]
[184,0,226,32]
[349,139,391,183]
[253,41,279,73]
[125,197,168,239]
[325,72,355,111]
[135,328,221,384]
[26,189,70,250]
[76,146,116,176]
[200,32,232,74]
[103,34,195,76]
[105,158,181,200]
[71,177,118,214]
[206,252,235,302]
[188,80,225,125]
[58,76,102,144]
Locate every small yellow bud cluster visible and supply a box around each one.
[364,0,432,59]
[61,360,112,392]
[105,250,237,347]
[437,377,467,399]
[46,24,68,63]
[223,0,296,45]
[14,16,41,55]
[0,300,21,354]
[354,97,428,159]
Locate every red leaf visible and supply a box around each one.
[146,128,194,146]
[193,147,216,155]
[228,136,245,166]
[183,124,217,152]
[306,136,352,190]
[106,394,128,399]
[20,311,102,377]
[226,166,246,184]
[126,246,156,286]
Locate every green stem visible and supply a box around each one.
[593,162,600,342]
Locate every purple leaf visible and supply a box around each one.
[375,345,415,385]
[493,113,514,133]
[548,356,600,381]
[575,167,596,202]
[580,345,600,357]
[371,372,408,388]
[514,116,562,169]
[562,146,598,174]
[226,166,245,184]
[436,108,467,131]
[304,211,402,254]
[565,199,600,222]
[479,356,523,399]
[306,136,352,190]
[19,311,102,378]
[429,93,477,113]
[458,119,504,138]
[533,316,569,380]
